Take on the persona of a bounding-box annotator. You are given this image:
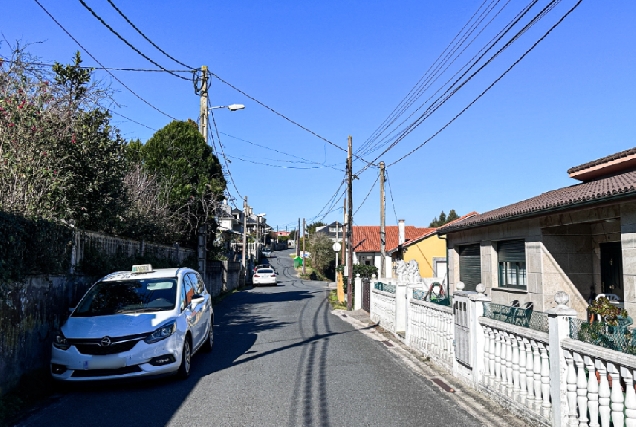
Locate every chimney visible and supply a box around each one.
[398,219,405,246]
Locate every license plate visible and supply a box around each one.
[82,357,126,370]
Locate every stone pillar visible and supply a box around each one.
[469,284,491,386]
[354,274,362,311]
[621,203,636,317]
[547,291,577,427]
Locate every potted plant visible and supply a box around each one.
[587,297,627,326]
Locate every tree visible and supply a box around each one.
[307,221,326,235]
[0,45,127,232]
[140,120,226,246]
[308,233,335,277]
[430,209,460,227]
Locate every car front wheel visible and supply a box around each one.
[177,338,192,379]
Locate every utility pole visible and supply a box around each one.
[198,66,209,144]
[380,161,386,278]
[302,218,306,275]
[296,218,301,257]
[346,135,353,311]
[242,196,248,280]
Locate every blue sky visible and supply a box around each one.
[3,0,635,231]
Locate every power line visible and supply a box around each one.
[208,107,242,199]
[225,155,328,170]
[0,58,191,72]
[209,71,376,168]
[360,0,539,159]
[77,0,189,81]
[32,0,179,121]
[105,0,194,70]
[110,110,157,131]
[385,170,399,225]
[219,132,345,172]
[387,0,583,168]
[353,175,379,217]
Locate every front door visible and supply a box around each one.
[600,242,624,300]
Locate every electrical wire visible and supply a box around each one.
[353,175,379,217]
[109,110,157,131]
[209,71,376,168]
[32,0,179,121]
[360,0,540,159]
[385,170,400,225]
[208,107,242,199]
[385,0,582,167]
[225,155,328,170]
[0,58,191,72]
[77,0,189,81]
[219,132,345,172]
[105,0,194,70]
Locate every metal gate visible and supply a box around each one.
[453,297,471,367]
[362,278,370,312]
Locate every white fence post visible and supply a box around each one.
[354,274,362,311]
[546,291,578,427]
[395,280,407,334]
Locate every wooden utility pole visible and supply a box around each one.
[346,135,353,311]
[337,197,347,302]
[380,161,386,278]
[302,218,306,275]
[198,66,209,144]
[242,196,248,279]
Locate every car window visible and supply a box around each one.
[183,275,195,306]
[73,278,178,317]
[257,269,274,274]
[190,273,205,295]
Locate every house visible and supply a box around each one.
[388,213,478,282]
[315,221,344,243]
[352,221,433,278]
[438,146,636,317]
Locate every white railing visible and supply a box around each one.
[479,317,552,424]
[561,337,636,427]
[408,299,454,369]
[371,289,396,333]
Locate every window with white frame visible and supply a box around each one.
[497,240,526,289]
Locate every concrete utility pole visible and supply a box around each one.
[302,218,306,275]
[242,196,248,279]
[198,66,209,144]
[347,135,353,311]
[296,218,301,257]
[380,161,386,278]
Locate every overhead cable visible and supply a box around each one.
[208,108,242,199]
[77,0,189,81]
[387,0,583,168]
[353,175,380,216]
[32,0,179,121]
[105,0,195,70]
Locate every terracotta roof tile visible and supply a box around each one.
[352,226,434,253]
[568,147,636,175]
[438,171,636,234]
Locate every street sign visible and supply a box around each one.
[332,242,341,252]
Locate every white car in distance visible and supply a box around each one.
[51,265,214,381]
[253,268,277,286]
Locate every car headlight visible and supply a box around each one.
[53,331,70,350]
[144,321,177,344]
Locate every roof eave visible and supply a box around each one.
[439,192,636,235]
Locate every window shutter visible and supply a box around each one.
[458,244,481,292]
[497,240,526,263]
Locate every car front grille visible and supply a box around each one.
[72,339,140,355]
[71,365,142,378]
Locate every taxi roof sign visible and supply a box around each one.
[131,264,153,274]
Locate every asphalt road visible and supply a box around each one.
[19,250,484,427]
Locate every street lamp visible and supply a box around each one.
[209,104,245,112]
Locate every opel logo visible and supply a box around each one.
[100,336,112,347]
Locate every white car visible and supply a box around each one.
[50,265,213,381]
[261,249,272,258]
[253,268,277,286]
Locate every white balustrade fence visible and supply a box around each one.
[408,299,454,370]
[370,289,396,333]
[480,317,552,424]
[367,283,636,427]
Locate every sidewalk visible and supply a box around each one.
[332,309,533,427]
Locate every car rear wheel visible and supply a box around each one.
[177,338,191,379]
[201,318,214,352]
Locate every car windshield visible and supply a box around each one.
[72,278,178,317]
[257,269,274,274]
